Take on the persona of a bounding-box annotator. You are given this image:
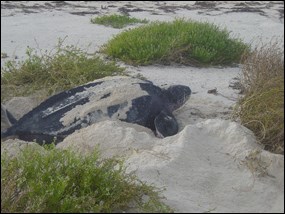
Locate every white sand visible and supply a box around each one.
[1,1,284,213]
[58,119,284,212]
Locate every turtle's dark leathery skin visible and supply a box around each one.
[1,76,191,144]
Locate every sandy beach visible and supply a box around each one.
[1,1,284,213]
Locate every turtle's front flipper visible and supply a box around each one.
[154,111,178,138]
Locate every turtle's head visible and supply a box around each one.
[165,85,191,111]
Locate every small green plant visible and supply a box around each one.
[91,14,148,29]
[1,52,8,59]
[233,40,284,154]
[101,18,249,66]
[1,144,173,213]
[1,39,125,102]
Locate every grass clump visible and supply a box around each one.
[1,39,125,102]
[101,18,249,66]
[1,144,172,213]
[233,40,284,154]
[91,14,148,29]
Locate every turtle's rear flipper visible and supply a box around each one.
[6,108,17,125]
[1,104,17,140]
[1,104,17,131]
[1,104,17,125]
[154,111,178,138]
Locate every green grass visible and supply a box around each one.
[1,52,8,59]
[1,144,172,213]
[91,14,148,29]
[233,40,284,154]
[101,18,249,66]
[1,39,125,102]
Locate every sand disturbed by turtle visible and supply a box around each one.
[1,76,191,144]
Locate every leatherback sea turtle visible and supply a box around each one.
[1,76,191,144]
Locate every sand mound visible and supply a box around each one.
[57,118,284,213]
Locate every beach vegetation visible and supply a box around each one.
[1,144,172,213]
[91,14,148,29]
[101,18,249,66]
[233,40,284,154]
[1,39,125,102]
[1,52,8,59]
